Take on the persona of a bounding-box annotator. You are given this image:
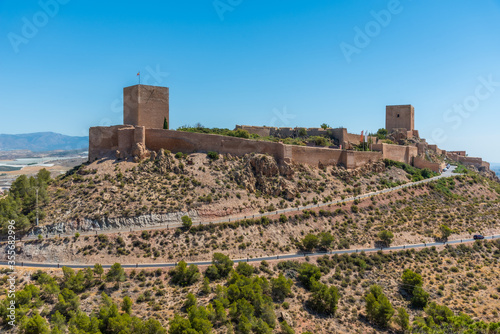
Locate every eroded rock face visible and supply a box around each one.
[29,210,200,236]
[131,142,150,161]
[331,161,386,182]
[470,165,500,183]
[153,150,175,174]
[234,154,296,199]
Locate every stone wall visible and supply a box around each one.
[343,151,383,169]
[371,143,418,165]
[146,129,289,163]
[236,125,332,139]
[235,125,272,137]
[417,142,428,155]
[89,125,132,161]
[290,146,343,167]
[413,156,444,173]
[458,156,483,166]
[446,152,490,170]
[235,125,377,150]
[90,126,387,169]
[428,144,442,155]
[448,151,466,156]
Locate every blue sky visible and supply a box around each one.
[1,0,499,162]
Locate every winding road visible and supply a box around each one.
[1,234,498,269]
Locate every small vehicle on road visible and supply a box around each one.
[473,235,485,240]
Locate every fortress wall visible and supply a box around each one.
[291,146,343,166]
[446,153,459,162]
[329,128,346,146]
[428,145,443,155]
[306,128,328,137]
[117,127,134,154]
[458,156,483,167]
[236,125,272,137]
[449,151,466,156]
[413,156,444,173]
[134,126,146,145]
[417,142,427,155]
[447,153,490,170]
[144,129,384,168]
[345,132,362,145]
[372,143,417,164]
[90,126,414,170]
[288,146,381,168]
[145,129,287,162]
[342,151,383,169]
[89,125,132,161]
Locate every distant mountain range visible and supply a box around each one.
[0,132,88,152]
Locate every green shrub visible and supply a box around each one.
[181,216,192,230]
[365,285,394,328]
[207,151,219,160]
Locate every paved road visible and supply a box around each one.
[3,233,496,270]
[14,166,459,241]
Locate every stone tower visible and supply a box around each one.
[385,104,414,132]
[123,84,169,129]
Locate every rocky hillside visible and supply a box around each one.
[41,151,400,226]
[1,152,500,334]
[7,153,500,266]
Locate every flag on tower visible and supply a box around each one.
[360,130,364,143]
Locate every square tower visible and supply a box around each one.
[385,105,414,132]
[123,84,169,129]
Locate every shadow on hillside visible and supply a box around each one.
[373,241,389,249]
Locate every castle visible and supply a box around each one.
[89,85,490,172]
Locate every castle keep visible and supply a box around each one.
[88,85,490,172]
[123,85,169,129]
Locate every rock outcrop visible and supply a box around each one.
[233,154,297,200]
[29,210,200,236]
[331,160,385,182]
